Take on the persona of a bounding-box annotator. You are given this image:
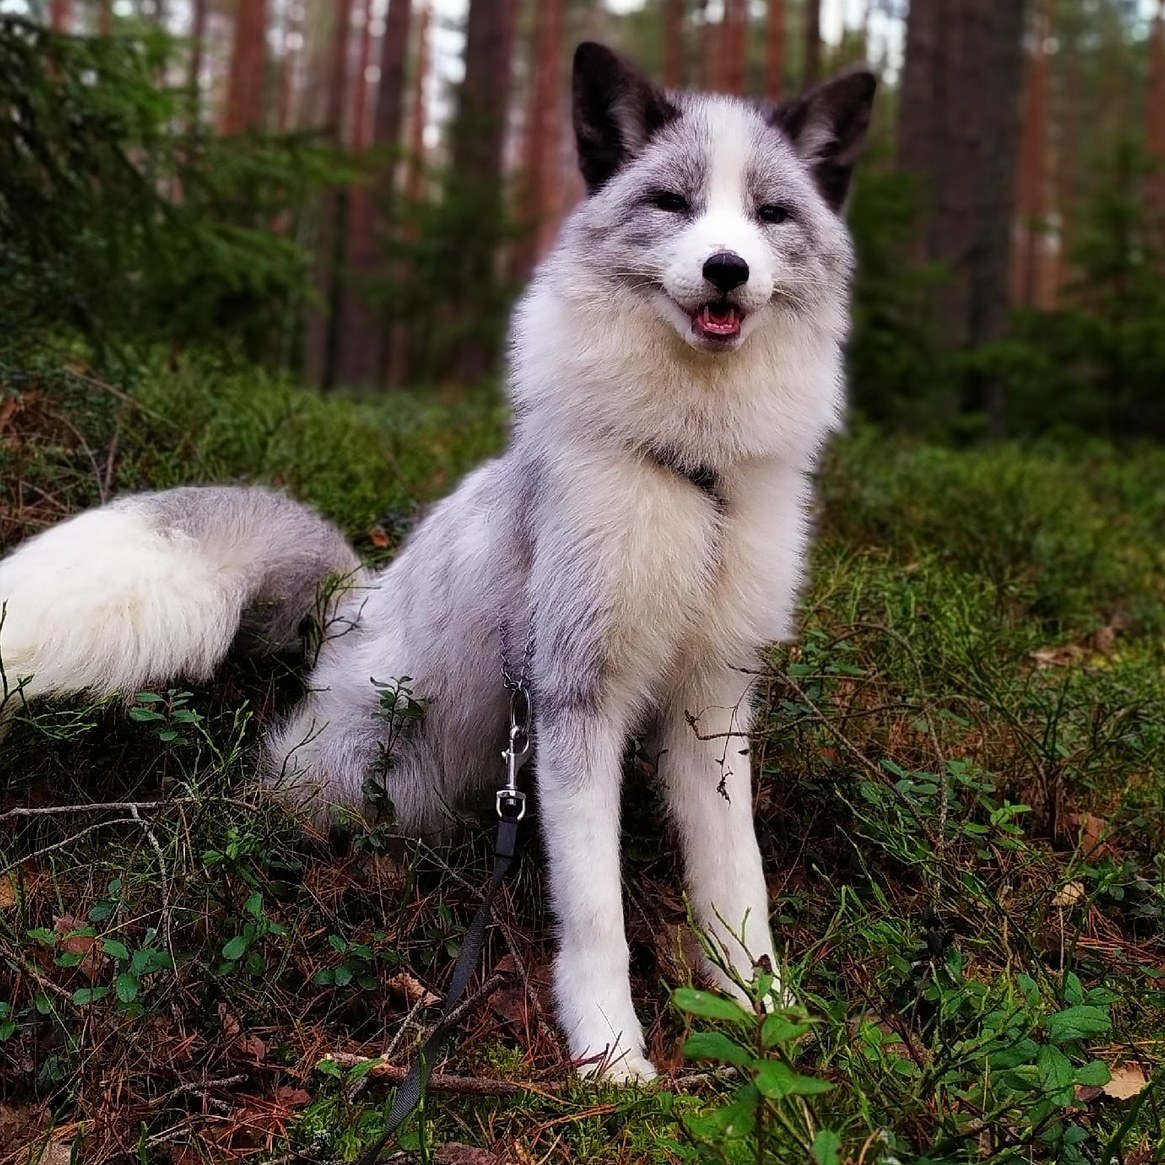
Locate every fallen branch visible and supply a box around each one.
[320,1053,562,1098]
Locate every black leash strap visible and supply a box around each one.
[357,683,532,1165]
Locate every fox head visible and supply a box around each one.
[565,42,877,354]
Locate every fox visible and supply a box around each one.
[0,43,876,1081]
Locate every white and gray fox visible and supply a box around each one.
[0,43,875,1081]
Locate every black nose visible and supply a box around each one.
[702,250,750,293]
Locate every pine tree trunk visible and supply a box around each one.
[513,0,565,282]
[803,0,821,86]
[723,0,747,95]
[1146,2,1165,252]
[305,0,355,388]
[387,0,431,388]
[335,0,379,388]
[49,0,70,31]
[664,0,684,88]
[897,0,1028,435]
[98,1,112,34]
[224,0,268,134]
[765,0,784,102]
[442,0,517,383]
[187,0,208,123]
[1015,0,1052,308]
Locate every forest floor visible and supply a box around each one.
[0,347,1162,1164]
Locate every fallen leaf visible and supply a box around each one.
[386,972,439,1008]
[434,1145,504,1165]
[0,875,17,909]
[1103,1063,1150,1100]
[1052,881,1086,907]
[274,1086,311,1108]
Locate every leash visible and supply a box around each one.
[356,676,532,1165]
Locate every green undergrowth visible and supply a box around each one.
[0,347,1162,1163]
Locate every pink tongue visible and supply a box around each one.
[698,305,740,336]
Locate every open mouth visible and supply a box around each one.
[692,301,743,341]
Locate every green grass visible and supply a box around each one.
[0,347,1162,1163]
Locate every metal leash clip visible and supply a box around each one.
[497,680,532,821]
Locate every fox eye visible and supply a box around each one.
[759,203,792,224]
[652,191,690,213]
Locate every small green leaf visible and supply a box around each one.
[754,1060,833,1098]
[682,1031,753,1067]
[73,986,110,1005]
[102,939,130,961]
[1037,1043,1076,1106]
[115,974,139,1004]
[1074,1060,1112,1087]
[332,964,353,988]
[673,988,752,1026]
[222,934,250,961]
[761,1013,811,1047]
[244,891,264,918]
[812,1129,842,1165]
[1046,1005,1111,1043]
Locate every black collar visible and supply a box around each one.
[643,446,723,503]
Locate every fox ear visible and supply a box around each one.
[767,68,877,211]
[572,42,679,194]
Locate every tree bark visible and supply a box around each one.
[1146,2,1165,251]
[664,0,684,89]
[187,0,208,123]
[223,0,269,134]
[387,0,432,388]
[1015,0,1052,307]
[803,0,821,87]
[441,0,517,382]
[765,0,784,102]
[334,0,380,388]
[722,0,748,95]
[896,0,1029,435]
[305,0,355,388]
[512,0,565,282]
[49,0,70,31]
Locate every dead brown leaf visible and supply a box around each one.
[386,972,440,1008]
[1103,1063,1150,1100]
[434,1145,504,1165]
[1052,881,1086,907]
[273,1086,311,1108]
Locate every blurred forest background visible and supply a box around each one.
[4,0,1165,441]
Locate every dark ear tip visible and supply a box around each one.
[574,41,618,72]
[834,66,878,99]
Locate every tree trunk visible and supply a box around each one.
[664,0,684,89]
[305,0,355,388]
[765,0,784,102]
[97,1,112,34]
[1146,2,1165,251]
[49,0,70,31]
[335,0,379,388]
[1015,0,1051,307]
[896,0,1029,436]
[722,0,747,95]
[441,0,517,383]
[512,0,565,282]
[187,0,208,123]
[387,0,431,388]
[803,0,821,86]
[224,0,268,134]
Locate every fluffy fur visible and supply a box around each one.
[0,45,875,1082]
[0,486,362,703]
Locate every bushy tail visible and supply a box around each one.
[0,486,364,705]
